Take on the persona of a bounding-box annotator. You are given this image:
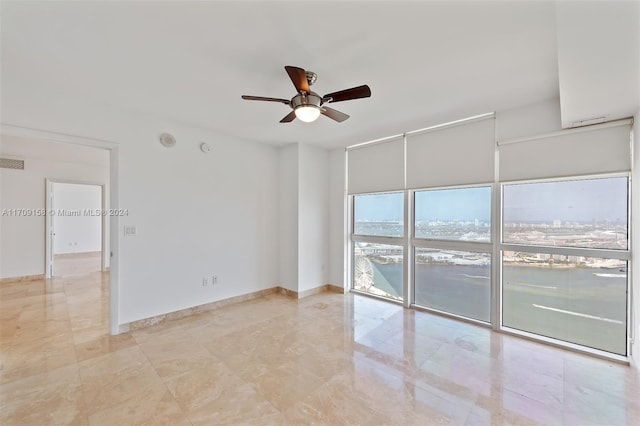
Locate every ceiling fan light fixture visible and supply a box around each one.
[294,105,321,122]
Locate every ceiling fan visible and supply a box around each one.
[241,65,371,123]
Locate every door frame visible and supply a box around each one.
[1,124,121,335]
[45,179,107,278]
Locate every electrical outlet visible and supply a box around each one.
[124,225,137,237]
[202,277,208,287]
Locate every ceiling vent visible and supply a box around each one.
[570,116,606,128]
[0,158,25,170]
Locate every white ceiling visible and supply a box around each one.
[1,1,638,149]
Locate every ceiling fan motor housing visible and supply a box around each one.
[291,92,322,109]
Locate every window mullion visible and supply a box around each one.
[404,190,413,308]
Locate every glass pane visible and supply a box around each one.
[503,177,628,250]
[503,252,627,355]
[353,242,403,301]
[354,192,404,237]
[415,187,491,241]
[414,249,491,322]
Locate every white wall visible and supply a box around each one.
[116,124,279,324]
[0,137,109,278]
[52,183,102,254]
[632,108,640,368]
[555,1,639,128]
[2,89,280,325]
[328,148,346,288]
[278,143,299,292]
[278,143,330,293]
[298,144,329,292]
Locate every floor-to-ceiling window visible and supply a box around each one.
[413,186,492,322]
[501,176,629,355]
[352,192,404,302]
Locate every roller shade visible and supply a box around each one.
[499,120,631,181]
[406,116,495,189]
[347,136,404,194]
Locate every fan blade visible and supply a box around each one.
[285,66,310,94]
[241,95,290,105]
[279,110,297,123]
[322,85,371,103]
[321,106,349,122]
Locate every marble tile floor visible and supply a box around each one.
[1,262,639,424]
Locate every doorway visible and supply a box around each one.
[1,124,120,334]
[46,181,107,278]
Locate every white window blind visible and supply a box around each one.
[499,120,631,181]
[406,116,495,189]
[347,136,404,194]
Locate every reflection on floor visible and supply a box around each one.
[53,251,102,277]
[1,258,639,425]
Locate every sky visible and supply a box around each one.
[503,177,627,223]
[354,187,491,222]
[354,192,404,222]
[415,187,491,221]
[354,177,628,224]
